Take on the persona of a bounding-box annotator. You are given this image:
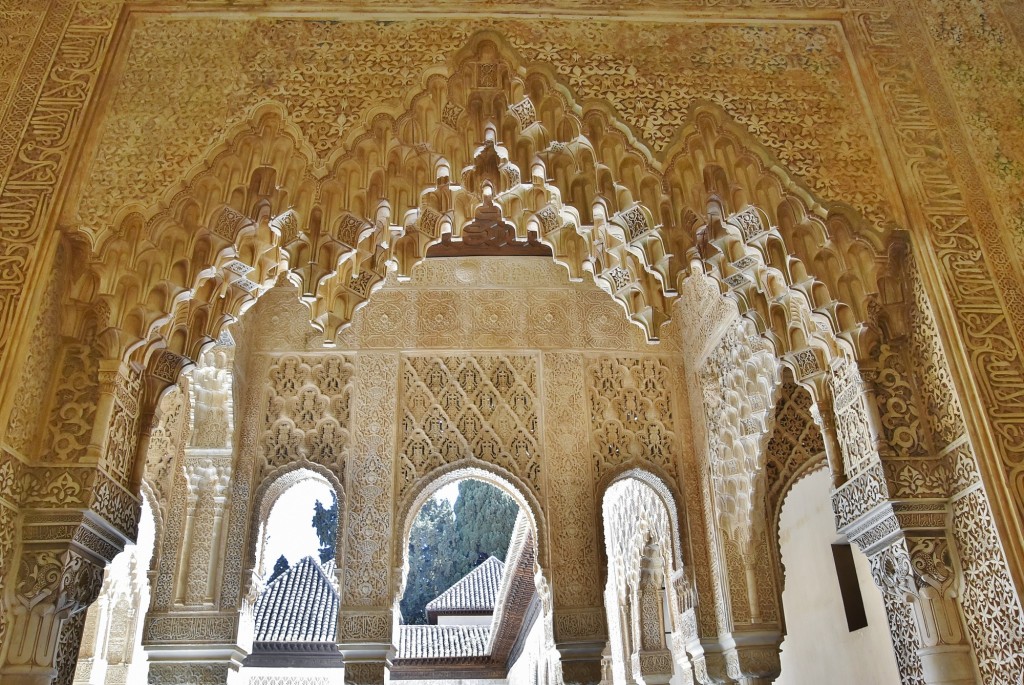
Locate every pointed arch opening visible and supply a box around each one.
[239,466,345,673]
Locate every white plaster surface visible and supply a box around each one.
[775,469,901,685]
[504,609,547,685]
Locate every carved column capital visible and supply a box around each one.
[730,631,782,684]
[872,536,957,606]
[869,535,977,684]
[95,359,130,393]
[12,548,105,618]
[907,537,956,598]
[634,649,674,684]
[559,657,604,685]
[1,545,105,682]
[871,539,918,600]
[184,456,231,494]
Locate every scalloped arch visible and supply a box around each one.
[65,30,893,412]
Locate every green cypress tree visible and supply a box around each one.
[399,480,519,624]
[311,493,339,564]
[400,497,457,624]
[452,480,518,579]
[269,554,289,583]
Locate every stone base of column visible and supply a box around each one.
[145,644,245,685]
[918,644,977,685]
[0,666,58,685]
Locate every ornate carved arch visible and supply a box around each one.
[764,379,828,536]
[63,30,892,407]
[601,473,691,683]
[598,466,686,574]
[393,462,547,601]
[246,462,345,584]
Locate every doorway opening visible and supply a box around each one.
[392,473,552,683]
[242,468,344,675]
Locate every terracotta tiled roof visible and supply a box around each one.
[395,624,492,660]
[253,556,338,642]
[426,556,504,618]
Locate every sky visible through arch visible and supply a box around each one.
[262,480,460,577]
[262,479,335,576]
[434,481,460,507]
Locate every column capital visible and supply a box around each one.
[1,544,105,684]
[871,536,956,607]
[868,534,978,685]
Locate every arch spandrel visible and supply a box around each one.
[75,18,897,236]
[334,256,667,354]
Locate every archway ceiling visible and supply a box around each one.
[75,17,894,234]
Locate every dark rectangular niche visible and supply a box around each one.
[832,543,869,632]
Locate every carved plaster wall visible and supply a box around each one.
[74,17,894,238]
[4,4,1024,685]
[134,257,692,682]
[259,259,681,658]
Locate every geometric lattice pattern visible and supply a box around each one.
[262,354,353,483]
[399,355,539,497]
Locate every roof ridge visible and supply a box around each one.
[254,554,340,642]
[426,556,505,616]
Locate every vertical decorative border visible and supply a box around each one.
[848,3,1024,588]
[0,3,74,185]
[343,352,398,607]
[0,1,120,422]
[542,352,602,610]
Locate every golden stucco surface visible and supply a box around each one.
[915,0,1024,255]
[76,16,893,234]
[0,4,46,123]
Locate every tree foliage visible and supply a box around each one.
[399,480,519,624]
[311,492,339,564]
[453,479,519,570]
[400,498,458,625]
[269,554,289,583]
